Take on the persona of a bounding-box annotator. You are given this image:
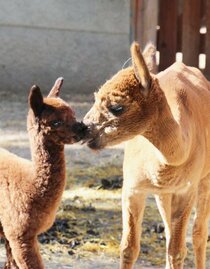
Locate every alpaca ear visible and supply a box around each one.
[29,85,44,117]
[143,42,157,74]
[131,42,152,97]
[48,77,64,98]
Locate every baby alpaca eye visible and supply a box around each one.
[51,120,64,128]
[109,105,124,116]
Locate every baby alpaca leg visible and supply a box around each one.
[3,238,19,269]
[120,189,146,269]
[167,191,195,269]
[192,176,210,269]
[155,194,172,269]
[7,236,44,269]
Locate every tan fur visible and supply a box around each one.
[83,43,210,269]
[0,78,86,269]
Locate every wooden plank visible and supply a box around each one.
[200,0,206,26]
[130,0,158,49]
[139,0,158,48]
[129,0,142,43]
[158,0,178,71]
[130,0,137,43]
[182,0,201,67]
[200,32,206,53]
[177,0,184,52]
[135,0,142,45]
[205,0,210,78]
[177,13,183,52]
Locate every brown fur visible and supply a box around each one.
[83,43,210,269]
[0,78,86,269]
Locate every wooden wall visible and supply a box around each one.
[130,0,210,78]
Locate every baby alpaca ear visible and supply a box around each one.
[131,42,152,97]
[29,85,44,117]
[48,77,64,98]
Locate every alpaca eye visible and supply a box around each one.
[51,120,64,128]
[109,105,124,116]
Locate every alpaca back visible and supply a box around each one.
[0,148,34,225]
[0,148,33,190]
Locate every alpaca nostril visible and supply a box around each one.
[71,122,89,139]
[72,121,87,132]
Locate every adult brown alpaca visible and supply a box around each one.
[83,42,210,269]
[0,78,85,269]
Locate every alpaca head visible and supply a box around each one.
[28,77,87,145]
[83,42,159,149]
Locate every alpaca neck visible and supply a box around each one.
[29,129,65,191]
[143,88,190,166]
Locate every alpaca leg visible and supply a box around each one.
[0,222,3,236]
[193,213,208,269]
[120,189,146,269]
[3,238,19,269]
[155,194,172,269]
[7,236,44,269]
[192,176,210,269]
[167,191,196,269]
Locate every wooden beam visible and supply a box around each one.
[139,0,158,48]
[158,0,178,71]
[130,0,158,48]
[130,0,137,43]
[182,0,201,67]
[205,0,210,78]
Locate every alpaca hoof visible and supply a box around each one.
[3,262,10,269]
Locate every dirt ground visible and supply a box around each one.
[0,90,209,269]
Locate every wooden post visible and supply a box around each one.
[130,0,137,43]
[182,0,201,67]
[205,0,210,78]
[130,0,158,48]
[158,0,178,71]
[139,0,158,48]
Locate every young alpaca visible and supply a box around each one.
[0,78,86,269]
[83,43,210,269]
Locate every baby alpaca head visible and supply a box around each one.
[83,42,160,150]
[28,77,85,145]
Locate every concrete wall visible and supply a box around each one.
[0,0,130,97]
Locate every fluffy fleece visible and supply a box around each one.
[0,78,85,269]
[83,43,210,269]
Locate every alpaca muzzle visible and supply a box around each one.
[71,121,89,142]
